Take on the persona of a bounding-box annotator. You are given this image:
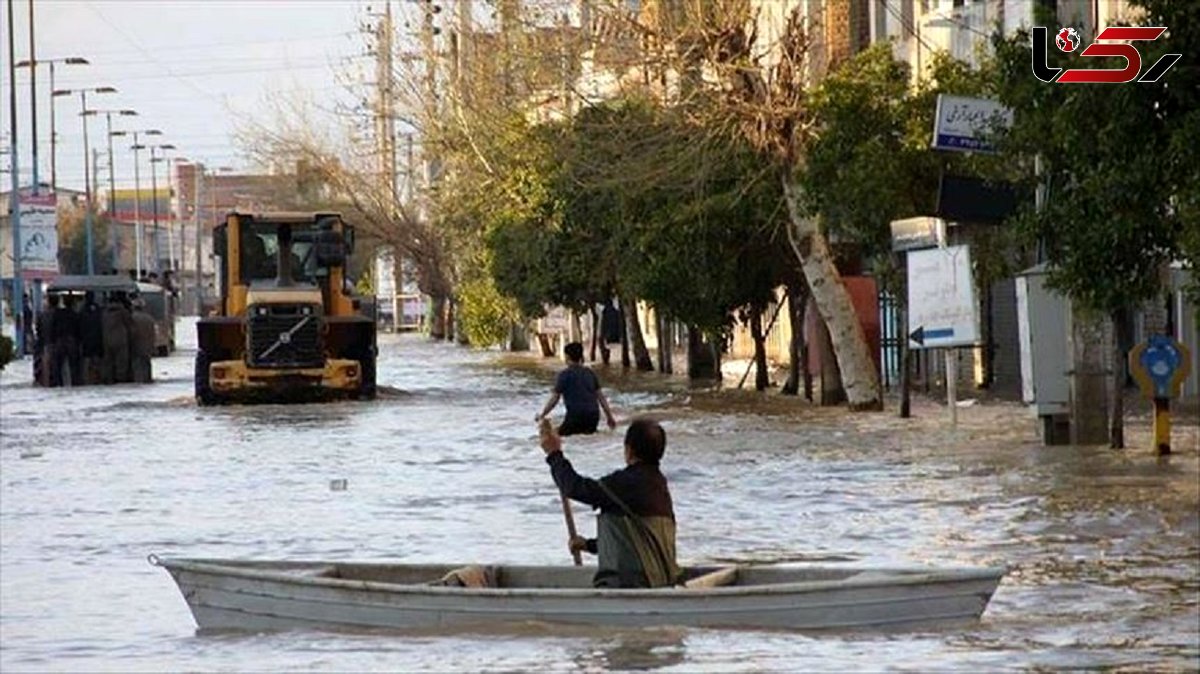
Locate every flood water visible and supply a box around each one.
[1,331,1197,672]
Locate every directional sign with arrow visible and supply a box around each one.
[909,326,956,347]
[906,246,979,349]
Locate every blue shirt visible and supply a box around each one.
[555,364,601,416]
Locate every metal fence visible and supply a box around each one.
[878,291,902,390]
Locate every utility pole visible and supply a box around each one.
[27,0,38,193]
[80,90,93,274]
[421,0,439,188]
[376,1,397,206]
[405,133,414,203]
[92,147,102,271]
[133,139,143,278]
[8,0,25,354]
[108,115,118,271]
[150,147,159,273]
[193,164,202,315]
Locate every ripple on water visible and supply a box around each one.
[1,334,1198,671]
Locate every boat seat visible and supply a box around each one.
[429,565,497,588]
[684,566,738,589]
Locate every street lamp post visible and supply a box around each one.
[112,129,162,278]
[52,86,116,274]
[7,0,25,355]
[188,163,232,315]
[97,109,137,270]
[15,56,88,192]
[148,143,176,274]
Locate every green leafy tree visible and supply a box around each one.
[57,207,113,275]
[989,2,1196,446]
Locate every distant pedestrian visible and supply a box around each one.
[101,293,133,384]
[130,298,156,383]
[79,292,105,385]
[34,295,55,386]
[22,293,33,356]
[52,294,83,386]
[599,299,622,365]
[536,341,617,436]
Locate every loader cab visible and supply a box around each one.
[213,213,356,318]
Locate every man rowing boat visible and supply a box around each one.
[540,417,682,588]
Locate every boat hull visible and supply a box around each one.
[156,558,1005,633]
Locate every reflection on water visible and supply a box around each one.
[573,628,687,672]
[1,333,1197,672]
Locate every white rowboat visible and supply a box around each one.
[152,556,1005,632]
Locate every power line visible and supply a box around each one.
[83,30,358,58]
[53,61,340,83]
[880,0,936,54]
[82,0,227,106]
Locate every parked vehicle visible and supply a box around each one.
[136,282,175,356]
[46,277,173,356]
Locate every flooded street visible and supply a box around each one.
[1,332,1197,672]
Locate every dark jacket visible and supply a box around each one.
[80,303,105,357]
[547,451,679,588]
[51,306,80,344]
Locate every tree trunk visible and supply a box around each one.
[429,294,448,340]
[589,308,599,362]
[656,310,673,374]
[782,180,882,411]
[599,306,612,365]
[899,293,912,419]
[569,310,583,344]
[687,326,719,380]
[1110,310,1127,449]
[444,299,457,343]
[619,302,631,368]
[663,315,673,374]
[782,284,806,396]
[1067,303,1110,445]
[750,306,769,391]
[624,296,655,372]
[508,321,530,352]
[812,296,847,406]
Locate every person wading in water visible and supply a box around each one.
[536,341,617,436]
[541,417,681,588]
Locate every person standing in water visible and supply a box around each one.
[536,341,617,436]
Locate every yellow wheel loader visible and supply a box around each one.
[195,212,377,405]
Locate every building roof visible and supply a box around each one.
[46,275,139,293]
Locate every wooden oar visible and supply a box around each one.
[540,418,582,566]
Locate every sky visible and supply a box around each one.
[2,0,375,195]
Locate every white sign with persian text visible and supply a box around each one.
[907,245,979,349]
[932,94,1013,154]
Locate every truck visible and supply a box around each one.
[195,212,377,405]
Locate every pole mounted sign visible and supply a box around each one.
[931,95,1013,154]
[1128,335,1192,455]
[906,245,980,349]
[18,191,59,278]
[1033,26,1182,84]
